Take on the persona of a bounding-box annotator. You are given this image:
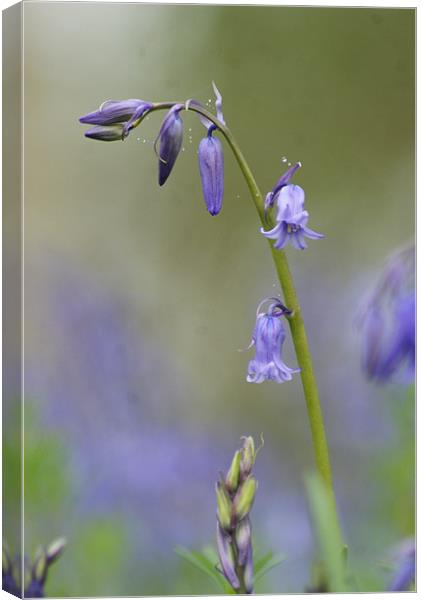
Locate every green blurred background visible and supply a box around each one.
[5,3,415,595]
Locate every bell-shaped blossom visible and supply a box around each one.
[84,124,125,142]
[247,299,299,384]
[264,161,302,214]
[155,104,184,186]
[358,245,415,384]
[198,134,224,215]
[261,184,324,250]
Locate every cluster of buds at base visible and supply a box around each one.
[215,436,261,594]
[2,538,66,598]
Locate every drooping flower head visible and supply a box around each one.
[155,104,184,186]
[247,298,299,384]
[262,180,324,250]
[358,244,415,384]
[79,99,151,141]
[195,82,225,216]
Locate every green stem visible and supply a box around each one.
[142,101,340,524]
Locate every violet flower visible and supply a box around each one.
[358,245,415,384]
[79,99,151,139]
[155,104,184,186]
[247,298,299,384]
[261,184,324,250]
[198,135,224,215]
[196,82,225,216]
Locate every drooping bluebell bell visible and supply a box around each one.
[358,245,415,384]
[264,161,302,214]
[198,135,224,215]
[155,104,184,186]
[247,298,299,384]
[261,184,324,250]
[196,82,225,215]
[215,437,258,594]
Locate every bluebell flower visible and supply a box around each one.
[196,82,225,215]
[358,245,415,384]
[198,135,224,215]
[247,299,299,384]
[261,184,324,250]
[264,161,302,214]
[155,104,184,186]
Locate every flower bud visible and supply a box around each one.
[216,524,240,591]
[225,450,241,493]
[243,544,254,594]
[235,516,252,566]
[240,436,255,477]
[46,538,67,565]
[79,99,150,126]
[215,482,232,531]
[84,125,124,142]
[33,550,48,584]
[156,104,184,186]
[234,476,257,522]
[198,134,224,216]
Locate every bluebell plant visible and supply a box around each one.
[2,538,66,598]
[357,244,415,384]
[215,436,259,594]
[79,83,415,593]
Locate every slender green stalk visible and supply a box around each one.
[145,101,340,525]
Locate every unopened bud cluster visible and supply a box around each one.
[215,436,259,594]
[2,538,66,598]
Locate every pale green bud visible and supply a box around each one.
[34,551,47,583]
[240,436,255,476]
[234,476,257,521]
[216,482,232,531]
[225,450,241,493]
[46,537,67,564]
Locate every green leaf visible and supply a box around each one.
[254,552,286,582]
[174,546,229,592]
[305,472,348,592]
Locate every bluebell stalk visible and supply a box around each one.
[215,437,259,594]
[2,538,66,598]
[155,104,184,186]
[246,298,299,384]
[358,244,415,383]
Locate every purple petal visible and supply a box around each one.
[270,161,302,197]
[198,135,224,216]
[302,225,324,240]
[156,105,184,186]
[216,524,240,590]
[79,99,147,125]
